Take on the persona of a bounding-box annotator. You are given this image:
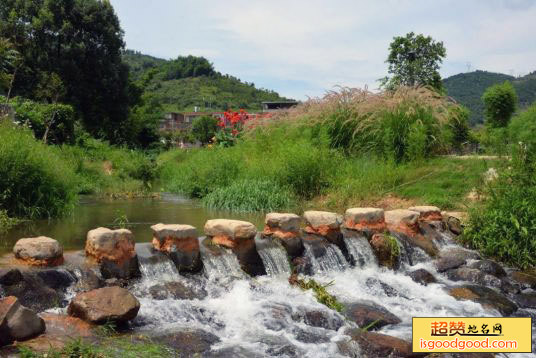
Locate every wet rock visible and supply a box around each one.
[293,326,331,343]
[35,269,76,290]
[148,281,207,300]
[369,233,400,269]
[68,286,140,324]
[446,216,463,235]
[344,208,386,235]
[409,268,437,285]
[0,269,22,286]
[513,292,536,309]
[419,221,450,246]
[72,269,103,292]
[469,260,506,278]
[154,329,219,356]
[448,285,517,316]
[204,219,257,247]
[232,238,267,277]
[13,237,63,267]
[303,210,343,236]
[344,328,420,357]
[150,223,201,272]
[365,277,404,298]
[262,213,304,258]
[209,346,264,358]
[1,272,62,312]
[439,246,480,261]
[392,230,438,258]
[103,277,129,288]
[0,296,46,345]
[435,256,466,273]
[291,308,344,331]
[510,270,536,289]
[408,205,443,222]
[85,227,140,279]
[447,267,504,290]
[19,313,96,353]
[343,301,401,330]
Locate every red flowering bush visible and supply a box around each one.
[214,109,249,147]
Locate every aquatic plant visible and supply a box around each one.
[289,275,345,313]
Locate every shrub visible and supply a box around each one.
[509,101,536,146]
[444,105,471,152]
[191,115,218,145]
[462,143,536,269]
[0,121,77,218]
[482,81,518,128]
[202,179,295,212]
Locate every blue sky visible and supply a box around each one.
[110,0,536,100]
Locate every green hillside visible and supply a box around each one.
[122,50,290,112]
[444,70,536,125]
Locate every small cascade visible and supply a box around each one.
[343,235,377,268]
[135,243,179,282]
[393,235,411,266]
[303,241,349,274]
[256,238,291,276]
[201,247,247,280]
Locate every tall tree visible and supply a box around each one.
[0,0,137,143]
[382,32,446,91]
[482,81,518,128]
[0,37,20,98]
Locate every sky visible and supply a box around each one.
[110,0,536,100]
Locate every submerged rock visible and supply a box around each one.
[469,260,506,278]
[148,281,207,300]
[343,301,401,330]
[1,271,63,312]
[13,237,63,267]
[409,268,437,286]
[85,227,140,279]
[151,223,201,273]
[68,286,140,324]
[291,308,344,331]
[0,296,46,346]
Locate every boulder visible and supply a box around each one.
[0,269,23,286]
[67,286,140,324]
[204,219,265,276]
[510,270,536,289]
[13,237,63,267]
[262,213,304,258]
[85,227,139,279]
[408,206,442,222]
[153,329,219,356]
[344,208,386,235]
[435,255,467,273]
[448,285,517,316]
[343,301,401,330]
[303,210,343,236]
[150,223,201,272]
[469,260,506,278]
[446,267,502,288]
[409,268,437,285]
[291,308,344,331]
[17,313,95,353]
[513,292,536,309]
[1,271,63,312]
[148,281,207,300]
[343,329,419,357]
[385,209,419,234]
[446,216,463,235]
[439,246,481,261]
[369,234,400,269]
[0,296,45,345]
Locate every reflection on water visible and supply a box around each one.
[0,194,264,254]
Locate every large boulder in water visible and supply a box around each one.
[448,285,517,316]
[409,268,437,286]
[344,208,386,236]
[85,227,140,279]
[151,223,201,272]
[0,296,46,346]
[369,233,400,270]
[262,213,304,258]
[204,219,265,276]
[67,286,140,324]
[13,237,63,267]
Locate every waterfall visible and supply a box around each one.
[201,247,247,280]
[255,237,291,276]
[303,241,349,274]
[343,235,377,268]
[136,243,179,282]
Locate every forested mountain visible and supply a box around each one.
[444,70,536,125]
[123,50,290,112]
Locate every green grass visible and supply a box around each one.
[292,277,345,312]
[18,336,173,358]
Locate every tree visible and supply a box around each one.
[382,32,446,91]
[0,37,20,100]
[191,115,219,145]
[482,81,518,127]
[0,0,137,143]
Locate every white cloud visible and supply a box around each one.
[111,0,536,99]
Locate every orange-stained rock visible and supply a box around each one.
[13,237,63,267]
[344,208,386,233]
[85,227,139,279]
[303,211,342,233]
[408,206,443,222]
[204,219,256,248]
[385,209,420,236]
[150,224,201,272]
[341,329,418,357]
[263,213,301,239]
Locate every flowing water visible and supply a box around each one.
[2,196,534,357]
